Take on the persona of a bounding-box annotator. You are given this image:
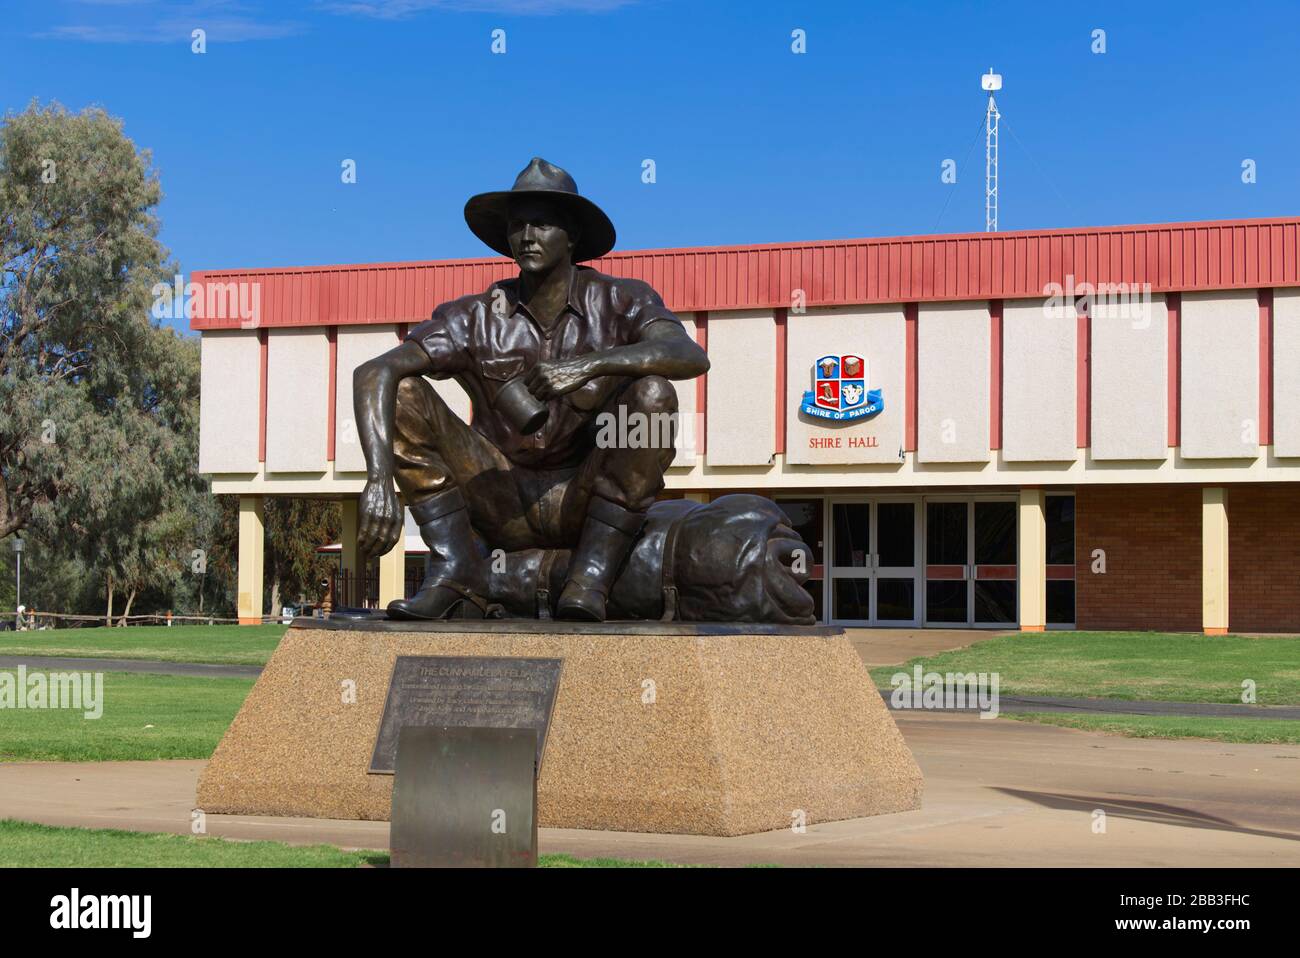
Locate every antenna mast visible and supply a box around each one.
[982,68,1002,232]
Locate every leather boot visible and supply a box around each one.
[556,496,645,622]
[386,487,494,620]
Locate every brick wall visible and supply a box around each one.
[1227,485,1300,632]
[1074,485,1202,631]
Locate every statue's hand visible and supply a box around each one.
[524,357,596,400]
[357,478,402,558]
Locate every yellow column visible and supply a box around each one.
[339,499,363,578]
[1017,487,1046,632]
[237,496,265,625]
[377,504,407,608]
[1202,487,1229,635]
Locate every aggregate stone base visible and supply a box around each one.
[196,626,923,837]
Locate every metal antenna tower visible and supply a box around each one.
[982,68,1002,232]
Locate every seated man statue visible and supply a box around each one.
[353,157,709,622]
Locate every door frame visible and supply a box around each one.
[826,494,922,627]
[922,494,1019,628]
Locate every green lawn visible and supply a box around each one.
[0,820,382,867]
[0,623,286,666]
[0,670,254,762]
[1004,711,1300,745]
[0,820,693,868]
[871,631,1300,705]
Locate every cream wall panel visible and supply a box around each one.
[265,327,330,473]
[786,305,905,464]
[430,379,473,423]
[706,310,775,466]
[918,302,990,463]
[198,331,262,474]
[336,328,471,473]
[335,326,397,472]
[667,314,701,464]
[1002,300,1075,461]
[1090,295,1168,460]
[1272,289,1300,457]
[1180,291,1259,459]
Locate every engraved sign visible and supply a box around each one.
[368,655,563,774]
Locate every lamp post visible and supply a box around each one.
[12,537,23,625]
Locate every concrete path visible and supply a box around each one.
[843,628,1007,667]
[0,655,262,680]
[2,711,1296,867]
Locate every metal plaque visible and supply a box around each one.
[390,725,539,868]
[368,655,563,775]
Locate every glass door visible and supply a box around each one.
[830,499,920,626]
[830,502,872,624]
[924,498,1018,626]
[972,499,1017,626]
[874,501,919,624]
[924,500,969,624]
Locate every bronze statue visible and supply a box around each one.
[355,158,815,624]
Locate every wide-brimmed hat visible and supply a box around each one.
[464,157,616,262]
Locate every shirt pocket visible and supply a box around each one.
[480,357,526,382]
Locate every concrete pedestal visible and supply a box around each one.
[196,621,923,837]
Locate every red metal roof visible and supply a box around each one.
[189,217,1300,331]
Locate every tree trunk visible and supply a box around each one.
[269,579,281,620]
[117,589,136,627]
[105,573,114,628]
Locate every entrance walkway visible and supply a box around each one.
[2,711,1296,866]
[843,627,1008,667]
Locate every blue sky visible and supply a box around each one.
[4,0,1300,292]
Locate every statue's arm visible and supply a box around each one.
[352,340,435,556]
[594,318,710,379]
[524,319,709,400]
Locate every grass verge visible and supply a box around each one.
[0,670,254,762]
[0,821,699,868]
[0,624,286,666]
[1003,711,1300,744]
[871,631,1300,705]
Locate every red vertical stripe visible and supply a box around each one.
[1167,292,1181,447]
[904,302,918,452]
[326,326,338,462]
[1259,288,1273,446]
[695,312,708,456]
[1076,301,1090,448]
[989,300,1003,450]
[774,308,787,456]
[257,328,268,463]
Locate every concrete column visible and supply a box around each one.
[683,491,709,504]
[1017,487,1047,632]
[237,496,265,625]
[377,508,407,608]
[1202,487,1229,635]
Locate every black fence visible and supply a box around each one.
[329,567,422,609]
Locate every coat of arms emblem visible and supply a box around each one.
[799,353,884,421]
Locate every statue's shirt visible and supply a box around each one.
[405,265,683,469]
